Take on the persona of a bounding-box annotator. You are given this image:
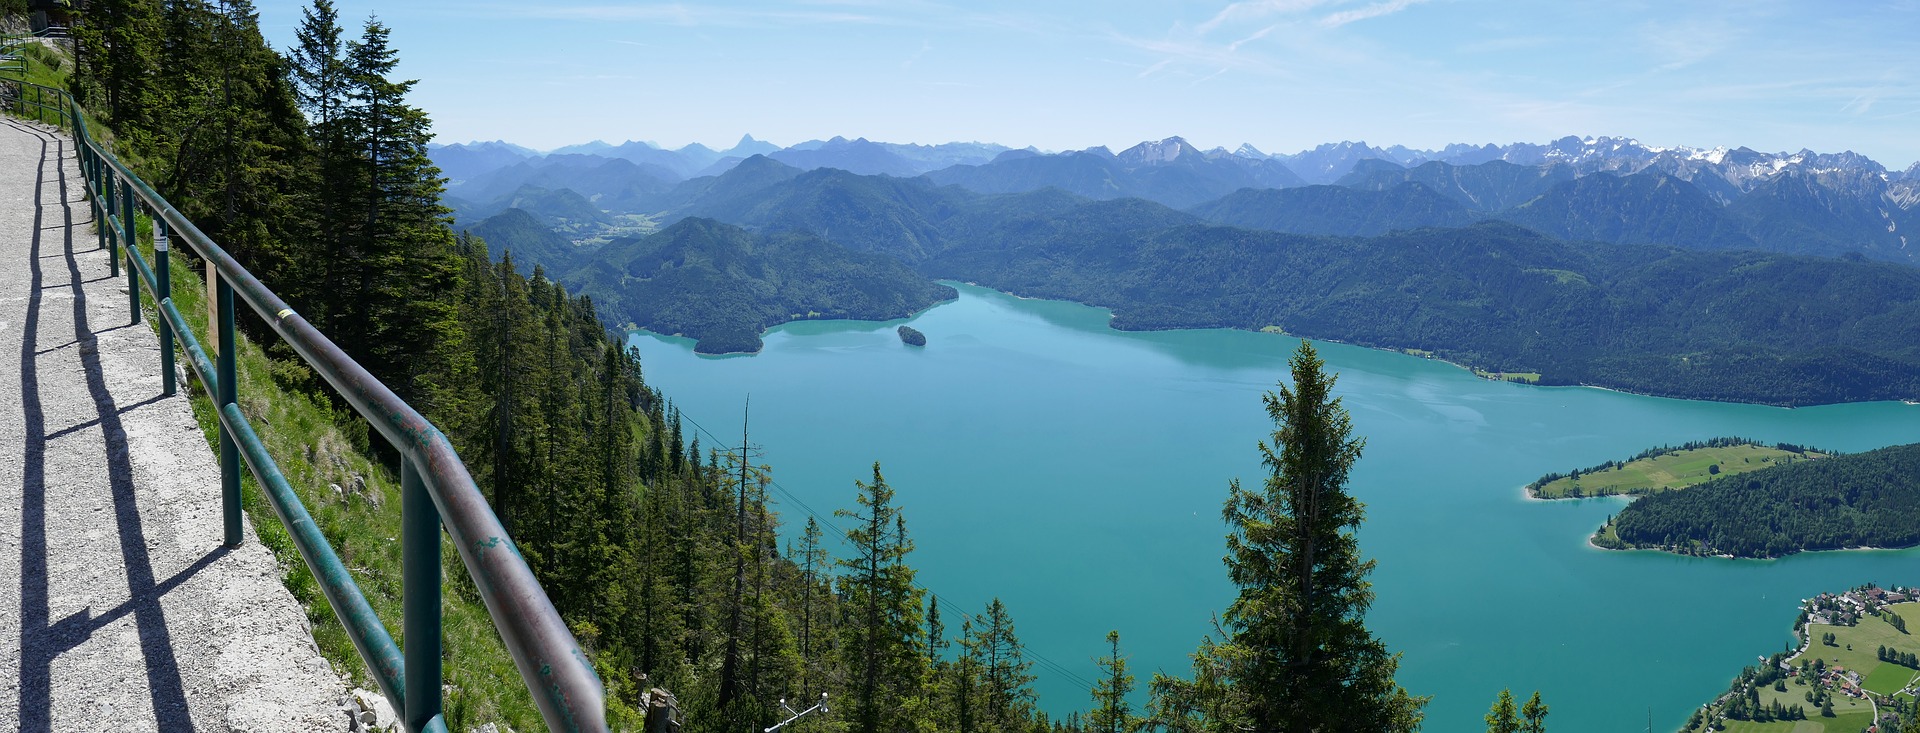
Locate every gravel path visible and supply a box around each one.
[0,117,351,731]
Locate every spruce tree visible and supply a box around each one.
[1146,631,1242,733]
[338,16,462,406]
[835,463,927,733]
[788,516,834,694]
[1521,690,1548,733]
[1089,630,1140,733]
[75,0,158,131]
[1485,689,1519,733]
[1217,340,1426,731]
[974,597,1035,730]
[286,0,354,328]
[955,618,981,733]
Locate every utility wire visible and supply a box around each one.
[676,408,1102,696]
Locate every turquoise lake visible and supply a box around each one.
[627,282,1920,732]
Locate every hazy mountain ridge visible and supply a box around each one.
[434,130,1920,267]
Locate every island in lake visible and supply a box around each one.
[1533,438,1920,558]
[898,325,926,346]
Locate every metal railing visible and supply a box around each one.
[1,78,606,733]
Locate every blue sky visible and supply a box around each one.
[254,0,1920,167]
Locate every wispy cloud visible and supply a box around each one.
[486,0,1069,36]
[501,3,902,27]
[1197,0,1334,34]
[1110,32,1288,77]
[1319,0,1427,28]
[902,41,933,70]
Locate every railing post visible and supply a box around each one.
[106,168,120,278]
[402,456,443,732]
[217,269,240,547]
[122,172,139,325]
[155,215,174,397]
[89,152,106,263]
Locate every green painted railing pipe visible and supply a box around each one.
[217,266,240,548]
[107,164,120,277]
[91,153,107,272]
[155,217,175,396]
[219,401,408,711]
[120,171,138,325]
[402,456,444,732]
[160,297,217,396]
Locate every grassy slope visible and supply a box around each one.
[135,224,544,730]
[1533,444,1827,499]
[4,38,74,123]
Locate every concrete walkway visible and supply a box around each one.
[0,117,350,731]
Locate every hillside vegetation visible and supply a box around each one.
[569,217,954,353]
[1528,438,1829,499]
[1599,442,1920,557]
[925,215,1920,405]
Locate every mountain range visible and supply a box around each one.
[434,134,1920,265]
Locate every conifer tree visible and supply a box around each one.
[788,516,835,694]
[633,466,686,685]
[836,463,927,733]
[1486,689,1519,733]
[1217,340,1426,732]
[286,0,354,327]
[338,16,463,406]
[1146,631,1242,733]
[1521,690,1548,733]
[1089,630,1140,733]
[974,597,1035,730]
[955,617,982,733]
[75,0,158,129]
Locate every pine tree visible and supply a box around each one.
[1216,341,1426,732]
[1146,630,1243,733]
[1521,690,1548,733]
[974,597,1035,730]
[633,464,686,685]
[468,252,544,537]
[75,0,159,131]
[1486,689,1519,733]
[338,16,462,406]
[286,0,354,329]
[1089,630,1139,733]
[954,617,982,733]
[788,516,834,694]
[835,463,927,733]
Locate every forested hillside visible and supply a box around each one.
[1601,443,1920,558]
[923,215,1920,405]
[1187,181,1477,236]
[571,217,955,353]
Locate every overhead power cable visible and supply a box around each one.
[675,408,1102,696]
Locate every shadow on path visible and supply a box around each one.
[9,117,200,732]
